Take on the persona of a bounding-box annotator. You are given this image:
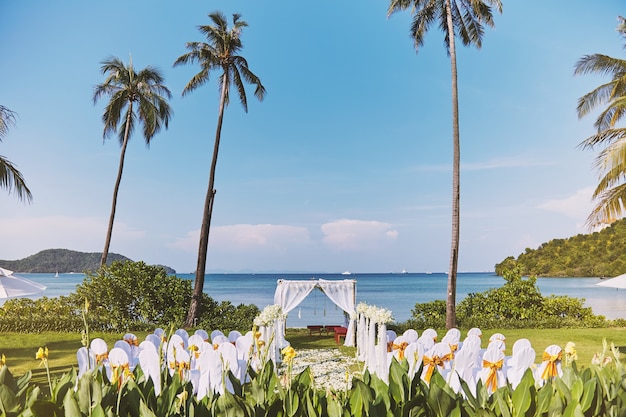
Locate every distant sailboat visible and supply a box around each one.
[342,271,352,275]
[401,269,408,274]
[54,271,59,278]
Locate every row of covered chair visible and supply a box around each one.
[77,328,265,397]
[384,327,564,394]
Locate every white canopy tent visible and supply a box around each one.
[596,273,626,289]
[273,279,357,348]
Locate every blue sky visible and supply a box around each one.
[1,1,624,274]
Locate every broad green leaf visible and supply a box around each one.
[29,399,59,417]
[491,389,512,417]
[511,373,533,417]
[562,402,584,417]
[0,384,18,413]
[62,388,82,417]
[579,378,598,414]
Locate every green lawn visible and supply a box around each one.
[2,327,625,385]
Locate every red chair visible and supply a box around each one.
[334,326,348,345]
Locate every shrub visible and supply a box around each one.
[406,268,608,329]
[0,260,259,332]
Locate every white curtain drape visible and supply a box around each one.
[318,279,356,346]
[273,280,318,350]
[272,279,357,349]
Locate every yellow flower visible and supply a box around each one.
[281,346,297,363]
[565,342,578,362]
[36,347,48,363]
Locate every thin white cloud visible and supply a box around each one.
[321,219,398,251]
[537,187,595,220]
[0,215,143,260]
[171,224,310,252]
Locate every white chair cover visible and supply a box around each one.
[138,348,161,396]
[196,349,222,398]
[535,345,562,384]
[195,329,209,341]
[421,342,452,384]
[506,345,535,389]
[228,330,242,343]
[403,329,419,344]
[477,347,506,394]
[77,347,89,378]
[211,330,225,342]
[447,345,478,395]
[403,342,424,379]
[467,327,482,338]
[145,334,162,350]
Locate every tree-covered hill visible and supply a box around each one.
[495,218,626,277]
[0,249,175,274]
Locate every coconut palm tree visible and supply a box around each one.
[575,16,626,228]
[93,56,172,267]
[388,0,502,328]
[0,105,32,202]
[174,11,266,326]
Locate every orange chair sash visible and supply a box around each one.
[482,359,503,392]
[392,342,409,360]
[541,351,563,380]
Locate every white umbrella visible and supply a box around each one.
[596,273,626,289]
[0,266,47,298]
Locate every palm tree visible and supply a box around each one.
[93,56,172,267]
[575,16,626,228]
[174,11,266,327]
[388,0,502,328]
[0,105,32,202]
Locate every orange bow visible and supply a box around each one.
[392,342,409,360]
[422,354,451,383]
[95,352,108,363]
[541,351,562,380]
[482,359,503,392]
[124,338,138,346]
[449,343,458,353]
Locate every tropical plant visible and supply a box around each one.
[0,105,32,202]
[575,16,626,228]
[173,11,266,326]
[2,339,626,417]
[93,56,172,267]
[387,0,502,329]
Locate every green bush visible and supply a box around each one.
[407,268,608,329]
[0,260,259,333]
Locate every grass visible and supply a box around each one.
[2,327,626,386]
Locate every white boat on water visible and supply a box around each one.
[342,271,352,275]
[401,269,408,274]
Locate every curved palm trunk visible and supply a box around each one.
[185,76,228,327]
[101,103,133,268]
[445,0,460,329]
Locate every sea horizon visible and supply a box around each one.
[8,271,626,327]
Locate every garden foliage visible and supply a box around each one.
[0,261,259,333]
[1,340,625,416]
[406,268,609,330]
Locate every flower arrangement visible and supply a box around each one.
[356,302,394,324]
[254,304,287,326]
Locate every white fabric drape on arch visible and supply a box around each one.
[272,279,357,347]
[317,279,356,346]
[273,280,318,350]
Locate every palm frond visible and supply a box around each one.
[586,182,626,228]
[0,154,32,202]
[0,105,17,142]
[579,127,626,149]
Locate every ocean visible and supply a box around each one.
[11,272,626,327]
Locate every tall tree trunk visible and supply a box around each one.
[101,104,133,268]
[445,0,460,329]
[185,76,228,327]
